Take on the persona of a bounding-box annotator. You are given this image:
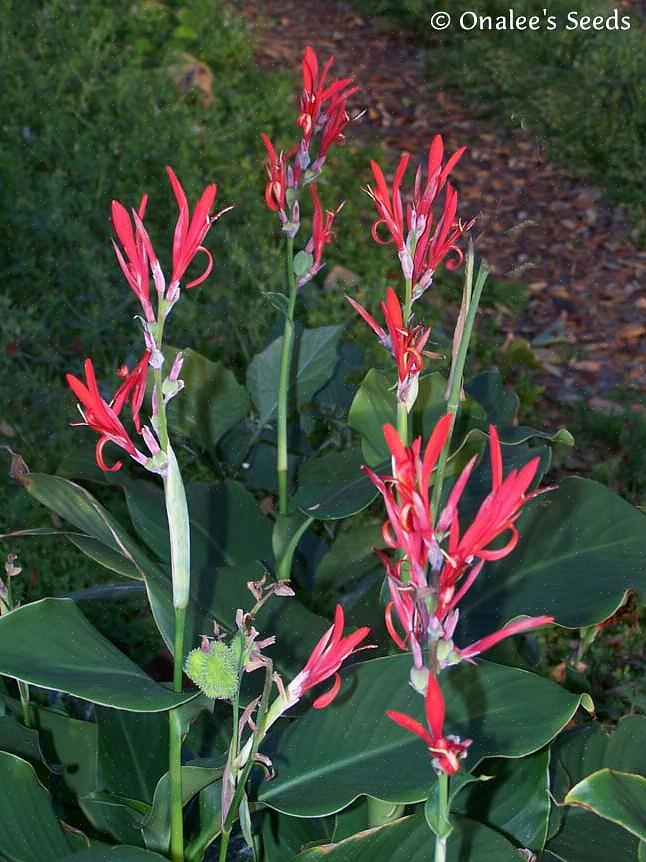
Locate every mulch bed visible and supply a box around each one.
[240,0,646,405]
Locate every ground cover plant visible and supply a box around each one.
[1,35,646,862]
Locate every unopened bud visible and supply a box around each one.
[409,665,430,695]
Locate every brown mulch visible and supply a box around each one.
[240,0,646,405]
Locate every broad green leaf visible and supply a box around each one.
[141,765,223,853]
[292,449,382,519]
[546,717,646,859]
[262,810,332,862]
[95,709,169,804]
[162,347,249,450]
[0,751,85,861]
[459,477,646,639]
[0,715,48,765]
[454,748,550,850]
[247,326,342,424]
[565,769,646,842]
[347,368,398,465]
[313,521,384,594]
[17,473,162,583]
[145,560,329,677]
[185,779,223,861]
[117,476,273,570]
[259,657,585,815]
[293,813,519,862]
[546,808,638,862]
[67,849,167,861]
[0,599,194,712]
[425,773,489,839]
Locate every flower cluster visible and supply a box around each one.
[366,135,473,301]
[349,135,472,412]
[66,168,229,474]
[261,45,357,283]
[365,418,554,774]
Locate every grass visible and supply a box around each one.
[352,0,646,237]
[0,0,390,648]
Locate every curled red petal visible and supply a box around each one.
[312,673,341,709]
[185,246,213,290]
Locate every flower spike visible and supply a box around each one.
[288,604,373,709]
[387,675,471,775]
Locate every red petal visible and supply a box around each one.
[386,710,434,746]
[425,674,445,740]
[312,673,341,709]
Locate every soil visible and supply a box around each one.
[240,0,646,406]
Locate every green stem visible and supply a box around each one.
[395,276,414,446]
[18,681,32,728]
[277,236,297,515]
[434,772,450,862]
[430,245,487,523]
[169,707,184,862]
[153,293,186,862]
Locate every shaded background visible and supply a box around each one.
[0,0,644,711]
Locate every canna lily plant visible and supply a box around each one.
[0,42,645,862]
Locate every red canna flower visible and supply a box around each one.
[112,350,152,433]
[366,135,471,296]
[66,358,151,472]
[166,166,230,298]
[365,153,410,252]
[261,133,287,214]
[434,425,552,618]
[297,45,357,150]
[111,195,155,322]
[288,604,373,709]
[299,184,341,284]
[386,675,471,775]
[365,418,554,665]
[347,288,437,410]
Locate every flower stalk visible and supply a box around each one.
[434,771,449,862]
[430,242,487,522]
[277,236,298,514]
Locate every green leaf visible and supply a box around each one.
[454,748,550,850]
[313,521,384,595]
[545,717,646,860]
[95,709,169,804]
[459,477,646,639]
[0,599,194,712]
[293,251,314,277]
[349,371,448,465]
[259,657,585,815]
[565,769,646,842]
[141,765,223,853]
[247,326,342,424]
[163,347,249,451]
[424,773,488,839]
[0,715,48,765]
[348,368,397,465]
[67,849,168,861]
[17,473,161,583]
[262,810,332,862]
[118,477,273,571]
[546,808,638,862]
[0,751,85,861]
[292,813,519,862]
[263,291,291,317]
[292,449,382,519]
